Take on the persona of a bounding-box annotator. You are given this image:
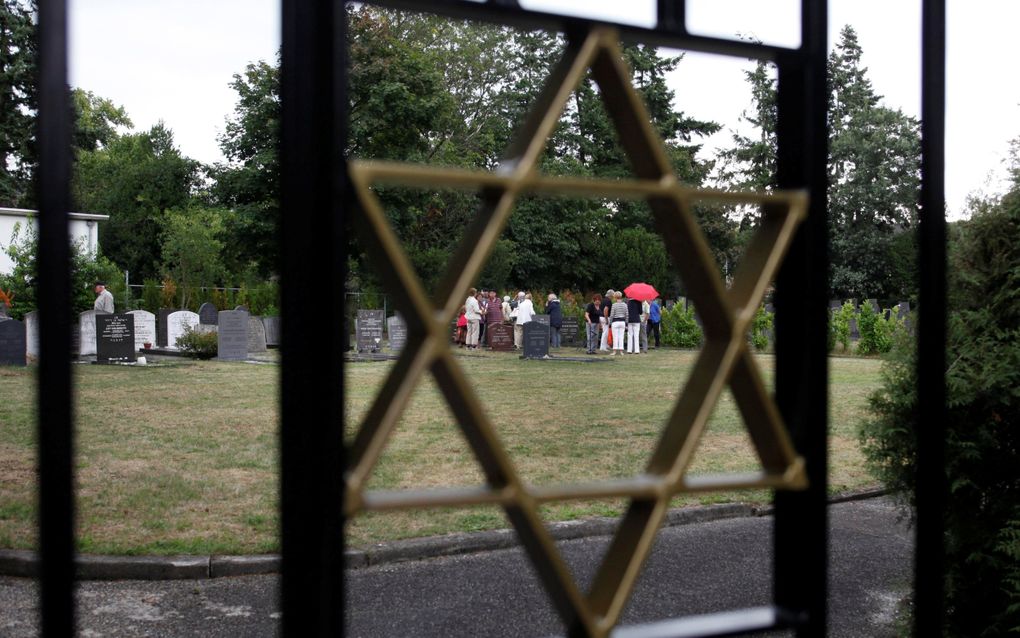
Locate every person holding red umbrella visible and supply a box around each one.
[623,283,659,353]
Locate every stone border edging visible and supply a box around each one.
[0,488,890,581]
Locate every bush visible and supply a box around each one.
[175,326,218,359]
[660,302,702,348]
[0,221,124,319]
[829,301,855,353]
[856,301,895,355]
[749,304,772,352]
[859,188,1020,636]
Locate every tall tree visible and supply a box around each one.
[722,26,921,302]
[75,122,200,281]
[0,0,36,207]
[827,26,920,302]
[210,59,279,278]
[71,88,132,153]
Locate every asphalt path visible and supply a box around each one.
[0,498,912,637]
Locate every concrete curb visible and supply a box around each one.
[0,488,890,581]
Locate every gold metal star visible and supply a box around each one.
[346,26,808,637]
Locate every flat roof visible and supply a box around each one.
[0,207,109,222]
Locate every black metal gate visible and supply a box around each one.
[33,0,946,636]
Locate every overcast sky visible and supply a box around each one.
[70,1,1020,220]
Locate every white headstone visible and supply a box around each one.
[127,310,156,351]
[166,310,200,349]
[24,310,39,358]
[79,310,107,356]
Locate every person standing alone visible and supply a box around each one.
[94,281,114,313]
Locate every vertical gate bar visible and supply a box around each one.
[914,0,947,634]
[773,0,828,634]
[36,0,76,634]
[279,0,345,635]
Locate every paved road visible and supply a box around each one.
[0,498,911,637]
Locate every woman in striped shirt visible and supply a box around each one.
[609,291,628,356]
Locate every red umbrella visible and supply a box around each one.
[623,282,659,301]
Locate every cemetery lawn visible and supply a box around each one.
[0,350,883,555]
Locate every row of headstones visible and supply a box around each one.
[351,309,581,358]
[0,305,282,367]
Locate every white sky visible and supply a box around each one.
[70,1,1020,220]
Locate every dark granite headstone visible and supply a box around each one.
[217,310,248,361]
[356,309,384,353]
[849,317,860,340]
[830,299,843,310]
[247,316,267,353]
[96,314,136,363]
[487,323,513,351]
[560,317,579,346]
[867,298,879,313]
[764,303,774,314]
[157,308,174,347]
[387,315,407,352]
[533,314,550,327]
[523,321,550,359]
[262,316,280,348]
[0,319,26,366]
[198,302,219,325]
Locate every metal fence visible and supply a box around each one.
[32,1,946,636]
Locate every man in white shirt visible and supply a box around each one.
[514,292,534,349]
[465,288,482,349]
[93,281,114,314]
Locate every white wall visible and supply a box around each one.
[0,208,108,274]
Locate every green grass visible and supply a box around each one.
[0,348,884,554]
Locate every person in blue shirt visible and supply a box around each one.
[648,298,661,348]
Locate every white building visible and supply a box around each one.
[0,207,109,274]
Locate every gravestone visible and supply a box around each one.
[849,317,860,340]
[896,301,910,320]
[867,298,879,313]
[356,309,384,353]
[0,319,26,366]
[198,302,219,325]
[523,321,550,359]
[387,315,407,352]
[166,310,200,349]
[533,314,550,327]
[70,323,80,357]
[830,299,843,310]
[764,303,774,314]
[234,305,249,312]
[487,323,513,351]
[560,317,579,346]
[247,315,267,353]
[127,310,156,351]
[24,311,38,359]
[79,310,106,356]
[157,308,174,347]
[262,316,280,348]
[217,310,248,361]
[96,314,136,363]
[664,300,675,311]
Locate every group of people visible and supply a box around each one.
[455,287,662,355]
[584,289,661,355]
[456,289,561,350]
